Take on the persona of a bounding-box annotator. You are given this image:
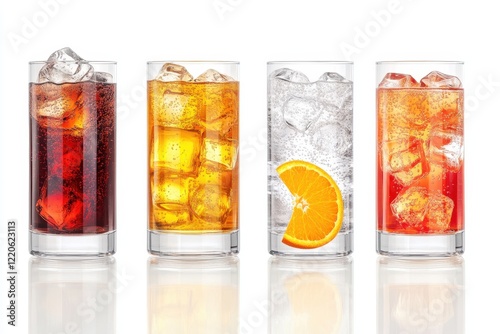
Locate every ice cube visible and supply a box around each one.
[270,68,310,83]
[38,47,94,83]
[378,73,419,88]
[31,83,86,131]
[420,71,462,88]
[151,126,201,175]
[156,63,193,82]
[316,80,353,112]
[36,178,83,231]
[318,72,350,83]
[92,72,113,83]
[381,137,429,186]
[391,187,429,226]
[311,122,351,156]
[426,193,454,232]
[203,87,238,135]
[429,126,463,172]
[154,89,199,128]
[190,184,231,221]
[151,170,191,210]
[46,131,83,179]
[283,96,321,132]
[201,138,238,170]
[152,207,191,228]
[195,163,233,190]
[195,69,234,82]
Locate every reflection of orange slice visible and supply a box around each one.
[285,272,342,333]
[277,160,343,249]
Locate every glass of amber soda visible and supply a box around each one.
[147,61,239,255]
[376,61,464,256]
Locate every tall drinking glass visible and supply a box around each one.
[268,61,353,256]
[30,56,116,256]
[376,61,464,256]
[147,61,239,255]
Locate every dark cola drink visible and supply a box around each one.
[30,81,115,234]
[30,49,116,256]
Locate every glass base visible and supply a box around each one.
[269,230,352,257]
[148,230,239,256]
[377,231,464,256]
[30,231,115,257]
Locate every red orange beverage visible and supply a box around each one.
[376,62,464,256]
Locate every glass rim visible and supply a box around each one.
[376,60,464,65]
[147,61,239,65]
[268,61,353,65]
[29,60,117,65]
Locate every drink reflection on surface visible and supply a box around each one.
[377,256,464,334]
[269,257,352,334]
[29,257,116,334]
[148,256,239,334]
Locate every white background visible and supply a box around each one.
[0,0,499,333]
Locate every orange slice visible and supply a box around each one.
[277,160,343,249]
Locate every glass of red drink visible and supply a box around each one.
[376,61,464,256]
[30,48,116,256]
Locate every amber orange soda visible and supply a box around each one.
[377,72,464,234]
[148,64,239,233]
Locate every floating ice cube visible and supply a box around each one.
[311,122,351,156]
[378,73,419,88]
[47,131,83,179]
[204,88,238,134]
[151,170,190,210]
[429,126,463,172]
[318,72,350,83]
[270,68,309,83]
[36,178,84,231]
[156,63,193,82]
[420,71,462,88]
[92,72,113,83]
[150,126,202,175]
[195,163,233,190]
[38,47,94,83]
[427,193,454,232]
[152,207,191,228]
[283,96,321,132]
[381,137,429,186]
[155,89,199,128]
[190,184,231,221]
[195,69,234,82]
[391,187,429,226]
[201,138,238,170]
[31,83,85,132]
[316,79,353,110]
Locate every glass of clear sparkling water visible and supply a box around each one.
[268,61,353,256]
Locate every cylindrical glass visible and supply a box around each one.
[268,61,353,256]
[376,61,464,256]
[148,256,239,333]
[269,257,353,333]
[29,257,116,333]
[29,61,116,256]
[147,61,239,255]
[377,256,464,333]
